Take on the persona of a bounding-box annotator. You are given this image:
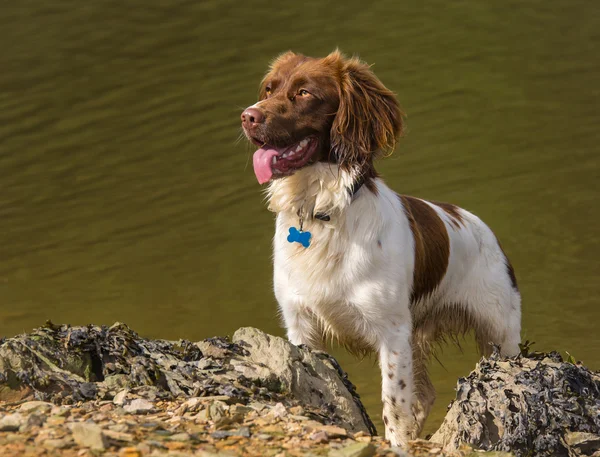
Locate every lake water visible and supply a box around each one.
[1,0,599,435]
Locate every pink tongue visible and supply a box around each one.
[253,147,281,184]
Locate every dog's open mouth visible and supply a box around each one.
[252,136,318,184]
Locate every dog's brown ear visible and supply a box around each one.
[329,51,403,168]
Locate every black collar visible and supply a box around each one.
[313,175,365,222]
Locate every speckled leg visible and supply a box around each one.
[379,323,414,447]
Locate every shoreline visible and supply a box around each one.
[1,322,598,457]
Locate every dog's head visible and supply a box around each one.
[241,50,403,184]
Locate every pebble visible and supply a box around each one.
[70,422,108,451]
[269,402,287,418]
[320,425,349,438]
[19,401,53,414]
[255,433,273,441]
[43,437,74,449]
[25,413,46,428]
[0,413,24,432]
[169,432,191,441]
[123,398,154,414]
[309,430,329,443]
[119,447,143,457]
[113,389,129,406]
[104,429,135,442]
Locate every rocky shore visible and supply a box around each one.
[0,323,598,457]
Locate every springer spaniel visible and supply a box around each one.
[241,50,521,446]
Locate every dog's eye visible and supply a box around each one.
[298,89,310,97]
[265,87,272,97]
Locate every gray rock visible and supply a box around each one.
[19,401,53,413]
[169,432,191,441]
[43,437,74,449]
[0,413,24,431]
[0,323,374,435]
[565,432,600,455]
[123,398,154,414]
[232,327,375,434]
[24,413,46,428]
[70,422,108,451]
[431,349,600,457]
[112,389,129,405]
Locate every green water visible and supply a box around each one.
[1,0,599,435]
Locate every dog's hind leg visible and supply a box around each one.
[479,287,522,357]
[410,343,435,438]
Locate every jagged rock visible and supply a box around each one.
[231,327,374,434]
[0,322,374,434]
[431,348,600,457]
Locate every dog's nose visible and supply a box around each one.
[241,107,265,129]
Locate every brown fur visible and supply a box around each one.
[252,50,403,189]
[400,196,450,305]
[431,201,465,229]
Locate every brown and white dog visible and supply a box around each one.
[241,50,521,446]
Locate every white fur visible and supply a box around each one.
[267,163,521,446]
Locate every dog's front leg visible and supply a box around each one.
[379,322,414,447]
[279,302,323,349]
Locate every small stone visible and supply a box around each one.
[99,403,113,412]
[123,398,154,414]
[44,437,74,449]
[232,426,251,438]
[309,430,329,443]
[70,422,108,451]
[207,401,227,421]
[0,413,24,431]
[113,389,129,406]
[119,447,143,457]
[19,401,53,414]
[104,429,135,442]
[329,442,376,457]
[260,425,285,435]
[229,404,253,416]
[107,423,130,433]
[255,433,273,441]
[269,402,287,418]
[46,415,67,426]
[320,425,348,438]
[249,401,268,412]
[289,405,304,415]
[25,413,46,428]
[169,432,191,441]
[51,406,71,417]
[194,408,208,422]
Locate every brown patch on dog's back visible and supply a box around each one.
[400,196,450,304]
[431,201,465,229]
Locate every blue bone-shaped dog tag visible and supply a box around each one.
[287,227,311,248]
